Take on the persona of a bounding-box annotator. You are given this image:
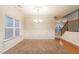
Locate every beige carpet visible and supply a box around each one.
[4,39,69,54]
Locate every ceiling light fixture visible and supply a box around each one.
[33,19,43,23]
[33,6,43,23]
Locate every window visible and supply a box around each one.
[5,16,13,27]
[15,19,20,36]
[15,20,19,27]
[5,16,20,41]
[15,29,20,36]
[5,28,13,39]
[5,16,13,40]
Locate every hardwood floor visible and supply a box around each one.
[4,39,69,54]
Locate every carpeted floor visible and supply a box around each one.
[4,39,69,54]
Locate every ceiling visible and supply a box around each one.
[17,5,79,19]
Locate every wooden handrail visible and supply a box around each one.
[61,21,68,35]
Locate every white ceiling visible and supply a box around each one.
[18,5,79,19]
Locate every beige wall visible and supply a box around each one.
[23,17,55,39]
[0,6,4,52]
[0,6,25,53]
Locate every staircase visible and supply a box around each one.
[61,19,79,36]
